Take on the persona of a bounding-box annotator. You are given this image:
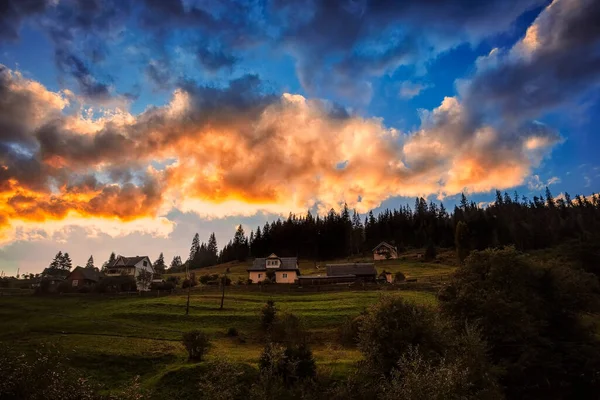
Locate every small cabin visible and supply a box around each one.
[372,241,399,260]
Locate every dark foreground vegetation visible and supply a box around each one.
[2,244,599,399]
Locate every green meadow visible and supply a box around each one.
[0,289,436,393]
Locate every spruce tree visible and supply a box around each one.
[61,253,72,270]
[49,251,63,270]
[207,233,218,265]
[85,256,94,269]
[189,233,200,263]
[153,253,166,274]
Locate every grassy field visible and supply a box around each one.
[0,289,436,394]
[166,248,459,282]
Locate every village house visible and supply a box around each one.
[372,241,399,260]
[104,255,155,290]
[247,254,300,283]
[66,266,104,288]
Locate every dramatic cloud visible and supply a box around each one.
[2,0,598,248]
[274,0,546,101]
[0,0,546,103]
[0,61,560,242]
[461,0,600,123]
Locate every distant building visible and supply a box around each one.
[372,241,399,260]
[104,255,155,290]
[66,266,104,288]
[298,262,378,285]
[247,253,300,283]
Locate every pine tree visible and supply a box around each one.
[105,252,116,267]
[170,256,183,271]
[49,251,63,270]
[61,253,72,270]
[207,233,218,265]
[189,233,200,262]
[233,225,248,262]
[85,256,94,269]
[153,253,166,274]
[455,221,470,263]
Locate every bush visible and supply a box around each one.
[182,330,211,362]
[424,242,436,261]
[358,296,451,375]
[261,300,277,331]
[0,345,101,399]
[247,278,253,285]
[150,281,175,291]
[166,275,180,286]
[199,275,211,284]
[95,276,137,293]
[77,286,91,294]
[258,341,316,385]
[394,271,406,283]
[227,327,239,337]
[261,277,273,285]
[439,247,600,398]
[56,281,72,294]
[338,314,365,347]
[266,270,276,281]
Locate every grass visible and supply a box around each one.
[166,248,459,282]
[0,289,436,394]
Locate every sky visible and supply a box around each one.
[1,0,599,275]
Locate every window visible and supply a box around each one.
[282,273,287,278]
[143,261,148,266]
[258,274,262,278]
[72,280,78,287]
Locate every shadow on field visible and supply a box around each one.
[69,352,179,388]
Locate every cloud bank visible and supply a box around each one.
[1,0,599,245]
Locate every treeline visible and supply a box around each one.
[180,188,599,269]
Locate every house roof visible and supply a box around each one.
[247,256,299,271]
[372,241,398,252]
[106,255,150,268]
[326,263,377,277]
[68,266,104,282]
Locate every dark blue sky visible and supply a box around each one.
[0,0,599,274]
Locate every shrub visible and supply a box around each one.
[424,242,436,261]
[261,300,277,331]
[247,278,253,285]
[236,277,246,285]
[0,345,101,400]
[199,275,211,284]
[77,286,91,294]
[166,275,180,286]
[261,277,273,285]
[150,281,175,291]
[56,281,72,294]
[227,327,239,337]
[182,330,211,362]
[439,247,600,398]
[266,270,276,281]
[358,296,451,375]
[96,276,137,292]
[394,271,406,283]
[338,314,365,347]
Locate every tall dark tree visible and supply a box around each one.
[60,253,72,270]
[170,256,183,271]
[207,233,218,265]
[85,256,94,269]
[153,253,166,274]
[49,251,63,270]
[189,233,200,263]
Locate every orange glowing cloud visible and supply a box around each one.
[0,64,560,244]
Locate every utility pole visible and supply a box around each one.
[185,262,191,316]
[220,268,229,310]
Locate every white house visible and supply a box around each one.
[247,253,300,283]
[104,255,155,290]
